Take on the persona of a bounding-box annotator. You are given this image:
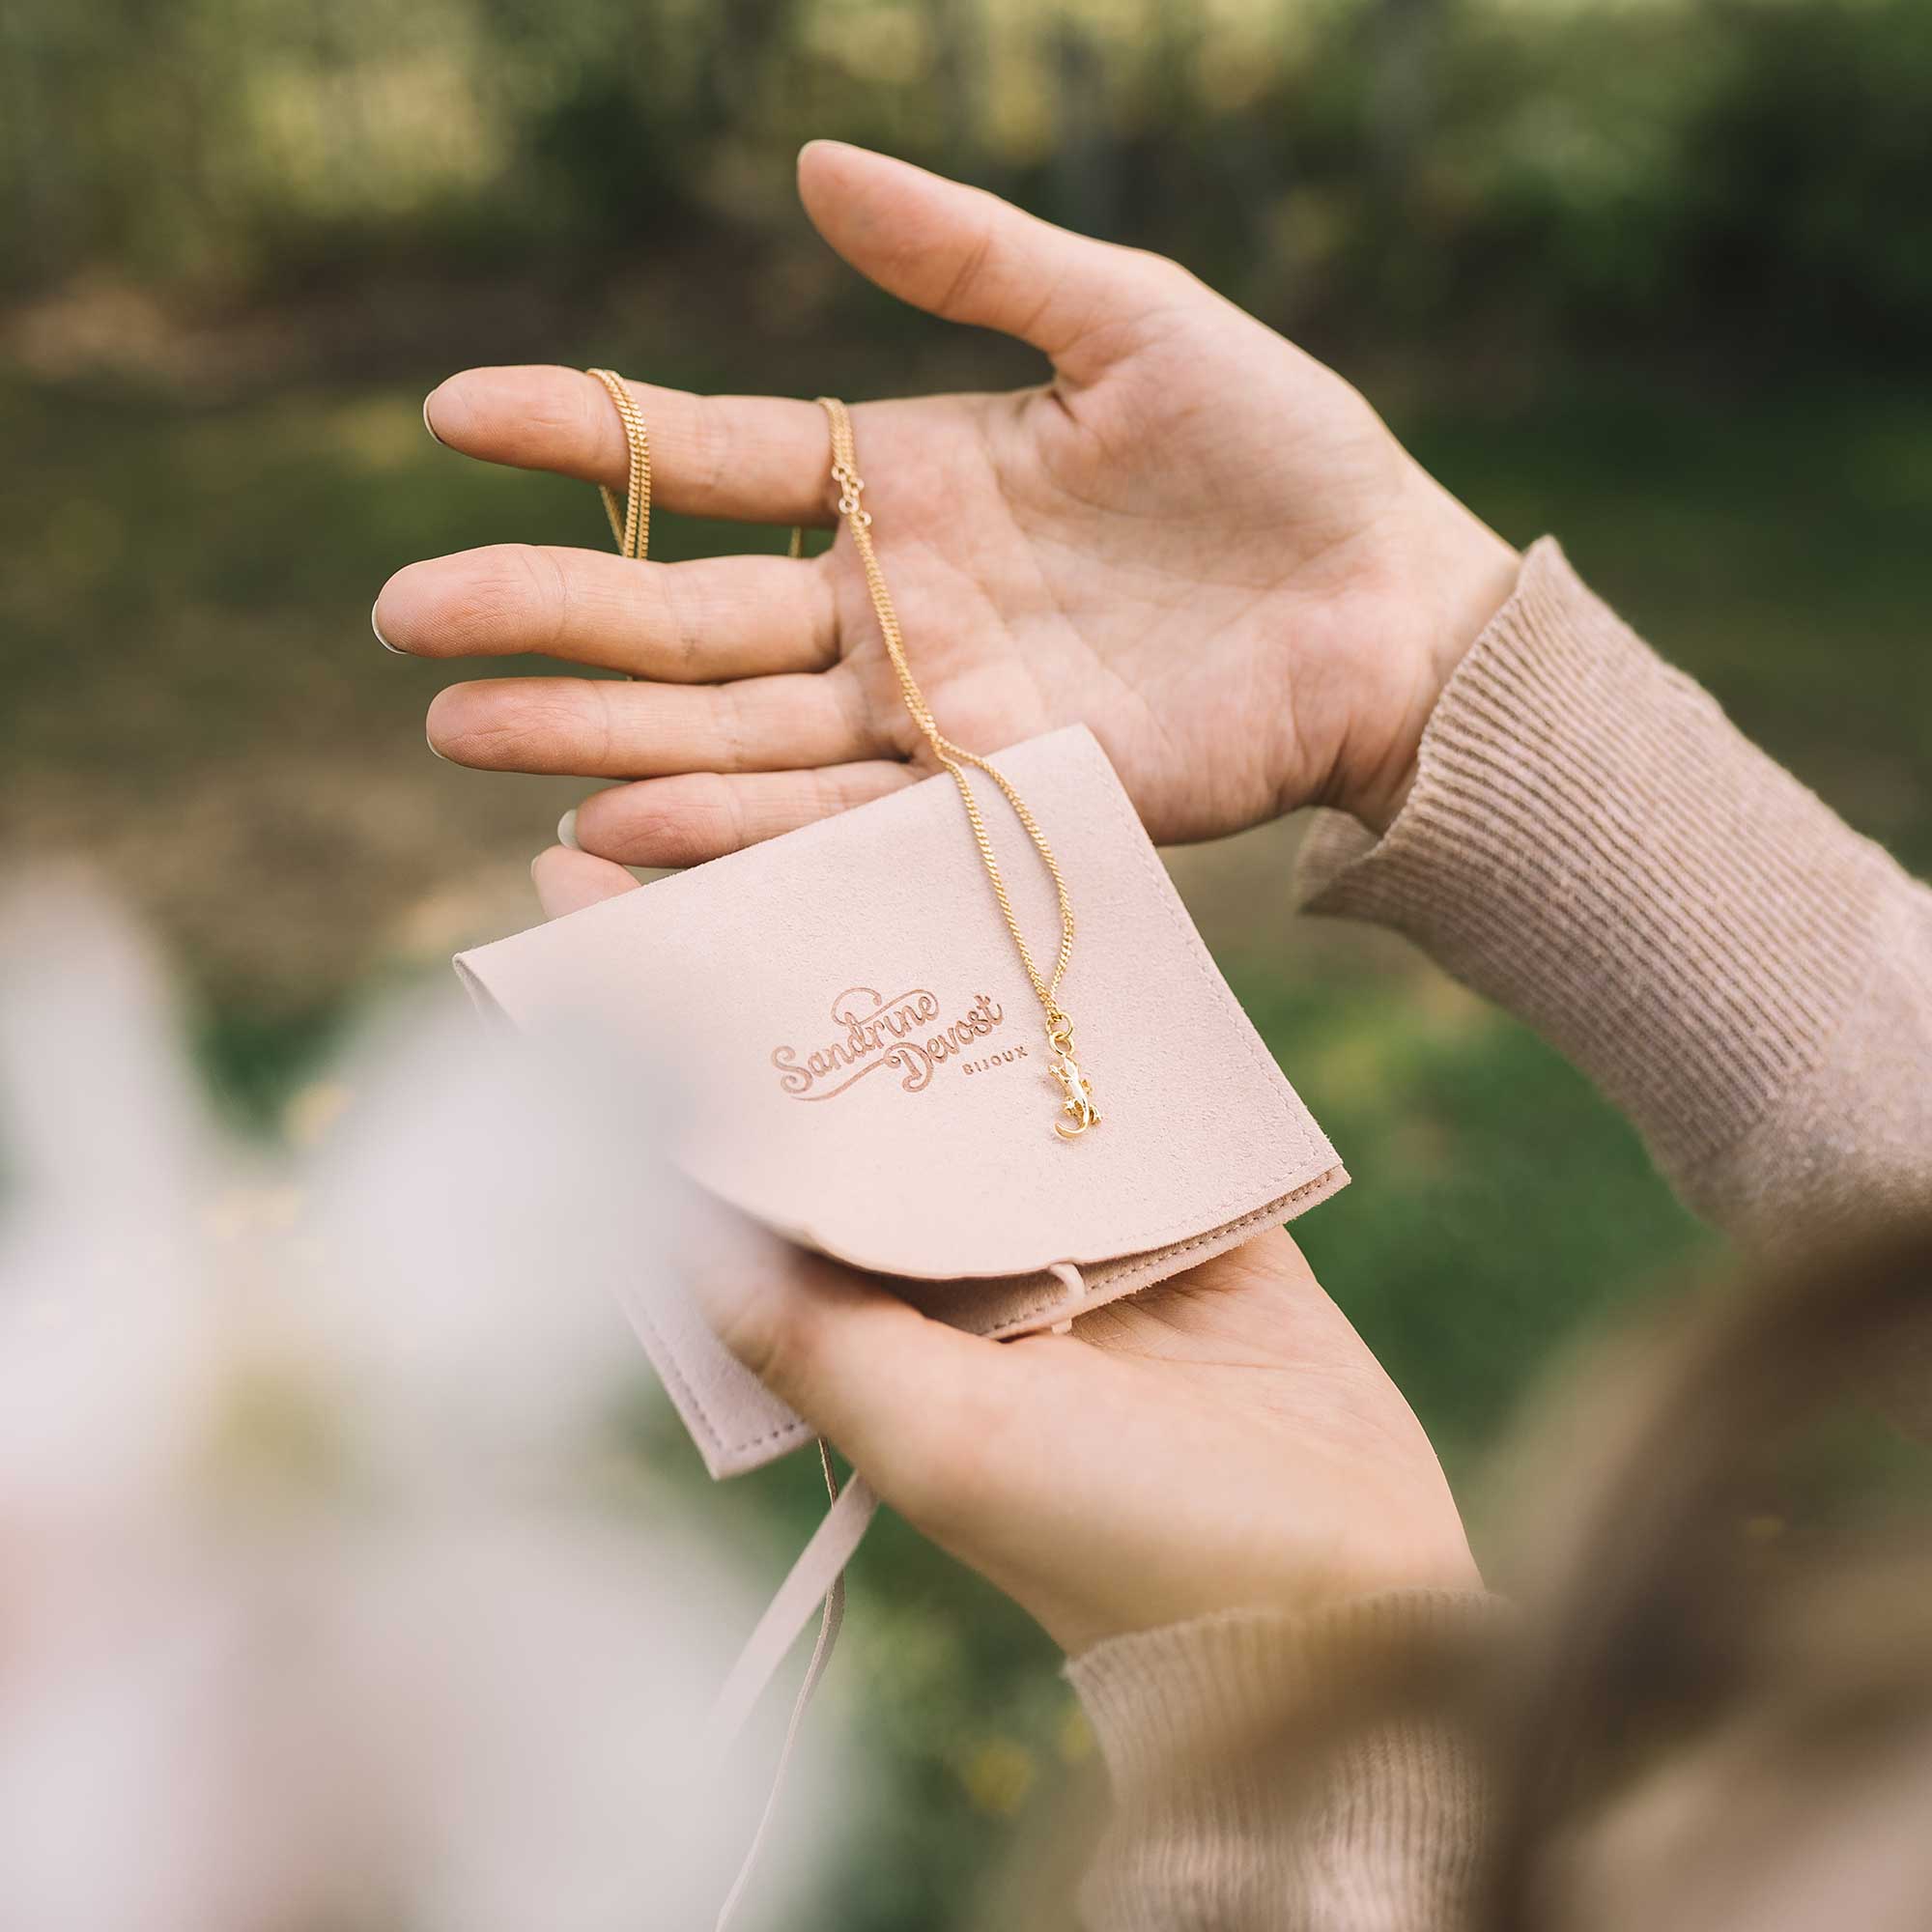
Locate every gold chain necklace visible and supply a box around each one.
[588,368,651,560]
[582,375,1097,1140]
[811,397,1096,1140]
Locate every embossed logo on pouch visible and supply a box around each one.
[772,984,1019,1101]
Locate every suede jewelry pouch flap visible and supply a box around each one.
[455,724,1348,1478]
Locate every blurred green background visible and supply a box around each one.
[4,1,1928,1924]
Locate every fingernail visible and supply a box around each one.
[427,725,449,764]
[422,391,448,447]
[557,809,581,851]
[371,601,408,656]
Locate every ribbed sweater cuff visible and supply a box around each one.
[1065,1592,1500,1931]
[1068,1591,1489,1790]
[1296,538,1898,1179]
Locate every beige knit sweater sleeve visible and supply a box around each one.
[1067,537,1932,1930]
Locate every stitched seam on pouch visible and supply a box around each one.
[629,1291,810,1463]
[653,1166,1340,1460]
[1081,1169,1336,1297]
[980,1166,1343,1333]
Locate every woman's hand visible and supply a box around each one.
[523,849,1476,1656]
[376,141,1518,850]
[713,1228,1479,1658]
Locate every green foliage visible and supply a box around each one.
[4,0,1929,369]
[1235,971,1715,1479]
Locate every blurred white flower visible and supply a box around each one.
[0,874,846,1932]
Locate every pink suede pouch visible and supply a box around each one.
[455,724,1346,1478]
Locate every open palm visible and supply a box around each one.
[377,141,1518,849]
[805,1227,1477,1657]
[690,1203,1473,1657]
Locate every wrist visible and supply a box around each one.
[1343,483,1520,837]
[1031,1462,1482,1658]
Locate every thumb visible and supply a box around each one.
[796,140,1174,381]
[690,1210,1007,1519]
[531,844,639,921]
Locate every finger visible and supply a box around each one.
[796,141,1179,383]
[571,761,916,867]
[375,546,839,679]
[424,365,836,526]
[424,668,888,778]
[531,845,640,921]
[692,1223,1010,1519]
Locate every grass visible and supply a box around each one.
[3,354,1925,1929]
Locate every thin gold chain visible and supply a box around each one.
[812,396,1097,1139]
[581,375,1096,1137]
[588,368,650,560]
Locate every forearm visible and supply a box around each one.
[1296,538,1932,1245]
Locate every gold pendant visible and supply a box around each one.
[1046,1013,1099,1140]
